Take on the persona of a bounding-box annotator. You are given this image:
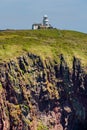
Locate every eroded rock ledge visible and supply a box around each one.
[0,53,87,130]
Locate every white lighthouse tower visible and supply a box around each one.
[43,15,49,27]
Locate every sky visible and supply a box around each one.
[0,0,87,33]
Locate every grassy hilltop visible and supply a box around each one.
[0,29,87,69]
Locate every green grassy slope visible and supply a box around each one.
[0,29,87,69]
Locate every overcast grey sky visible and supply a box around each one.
[0,0,87,33]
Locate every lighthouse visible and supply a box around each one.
[32,15,53,29]
[43,15,49,27]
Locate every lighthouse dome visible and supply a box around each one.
[44,15,48,18]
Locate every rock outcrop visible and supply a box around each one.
[0,53,87,130]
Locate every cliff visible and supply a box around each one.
[0,53,87,130]
[0,29,87,130]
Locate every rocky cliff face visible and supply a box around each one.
[0,53,87,130]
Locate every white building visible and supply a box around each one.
[32,24,42,30]
[32,15,53,30]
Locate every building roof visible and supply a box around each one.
[32,23,42,26]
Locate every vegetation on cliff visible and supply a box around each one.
[0,29,87,69]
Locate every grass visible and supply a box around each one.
[0,29,87,69]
